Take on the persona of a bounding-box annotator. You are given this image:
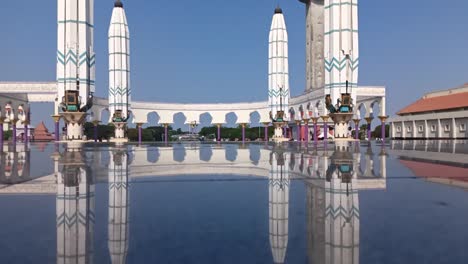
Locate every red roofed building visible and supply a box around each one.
[33,122,54,141]
[390,83,468,139]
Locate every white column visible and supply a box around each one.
[402,121,406,139]
[380,97,386,117]
[391,122,395,138]
[437,119,442,138]
[268,7,290,119]
[424,120,428,139]
[412,120,416,138]
[452,118,457,139]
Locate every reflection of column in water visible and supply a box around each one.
[269,150,290,264]
[306,182,325,264]
[325,146,359,264]
[0,144,30,183]
[306,144,360,264]
[108,147,130,264]
[56,145,94,264]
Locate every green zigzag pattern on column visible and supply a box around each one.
[268,89,290,98]
[325,205,360,219]
[56,211,96,227]
[57,50,95,67]
[109,182,128,190]
[325,57,359,72]
[109,87,131,96]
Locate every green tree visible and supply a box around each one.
[372,124,390,139]
[3,130,12,140]
[83,122,115,140]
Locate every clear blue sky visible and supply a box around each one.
[1,0,467,128]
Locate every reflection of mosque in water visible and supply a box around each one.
[2,142,391,263]
[54,143,131,264]
[0,144,30,185]
[269,142,386,264]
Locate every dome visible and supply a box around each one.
[275,6,283,14]
[115,0,123,8]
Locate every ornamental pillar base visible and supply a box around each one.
[329,113,354,140]
[60,112,87,141]
[272,122,289,143]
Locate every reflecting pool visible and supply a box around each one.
[1,141,468,263]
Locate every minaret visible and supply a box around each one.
[57,0,95,140]
[324,0,359,109]
[299,0,325,92]
[324,144,359,264]
[109,0,131,141]
[269,149,290,264]
[56,143,95,264]
[268,7,290,121]
[108,146,130,264]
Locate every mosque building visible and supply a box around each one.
[390,83,468,139]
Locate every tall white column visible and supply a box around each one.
[269,150,290,264]
[57,0,95,140]
[325,147,359,264]
[300,0,325,92]
[324,0,359,106]
[109,0,131,140]
[56,144,94,264]
[268,7,290,119]
[108,147,130,264]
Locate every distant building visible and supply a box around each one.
[390,83,468,139]
[33,122,54,141]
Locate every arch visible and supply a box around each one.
[146,146,160,163]
[199,144,213,162]
[369,100,381,118]
[100,108,111,124]
[199,112,213,128]
[357,103,367,120]
[249,111,261,127]
[249,144,261,165]
[173,112,187,131]
[288,107,295,120]
[172,144,186,162]
[225,112,238,127]
[225,144,238,162]
[298,105,304,119]
[146,112,161,128]
[314,100,322,117]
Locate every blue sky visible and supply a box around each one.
[1,0,467,129]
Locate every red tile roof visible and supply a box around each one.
[400,159,468,182]
[397,91,468,115]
